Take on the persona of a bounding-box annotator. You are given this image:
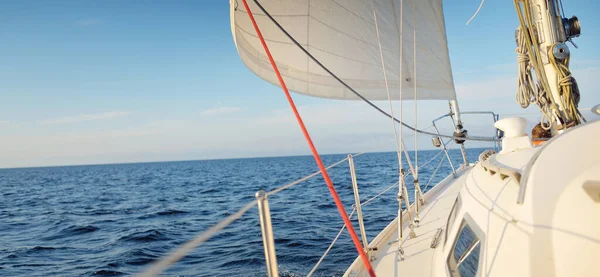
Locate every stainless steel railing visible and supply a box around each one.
[348,155,370,260]
[139,118,474,276]
[431,110,501,172]
[256,190,279,277]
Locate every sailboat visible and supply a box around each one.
[140,0,599,276]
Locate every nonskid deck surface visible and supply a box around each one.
[346,167,470,277]
[375,171,466,276]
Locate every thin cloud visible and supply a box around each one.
[454,63,516,76]
[5,66,598,168]
[455,75,516,100]
[0,120,9,125]
[41,111,131,125]
[200,106,241,116]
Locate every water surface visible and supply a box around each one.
[0,149,483,276]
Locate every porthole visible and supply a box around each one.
[447,220,481,277]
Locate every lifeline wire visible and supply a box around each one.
[138,201,258,277]
[241,0,376,275]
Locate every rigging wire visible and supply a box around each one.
[138,152,361,277]
[397,0,408,247]
[138,123,441,276]
[466,0,486,25]
[308,144,447,276]
[306,208,357,277]
[139,138,451,276]
[412,0,421,201]
[240,1,376,275]
[390,0,404,198]
[370,0,418,217]
[558,0,566,19]
[138,200,258,277]
[251,0,500,143]
[266,152,364,197]
[370,0,405,179]
[418,144,447,169]
[424,140,455,191]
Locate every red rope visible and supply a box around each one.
[240,1,376,276]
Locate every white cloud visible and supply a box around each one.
[2,65,599,168]
[41,111,131,125]
[200,106,241,116]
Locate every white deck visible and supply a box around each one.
[346,121,600,277]
[345,165,471,277]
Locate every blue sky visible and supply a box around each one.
[1,0,599,168]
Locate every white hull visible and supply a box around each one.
[346,120,600,277]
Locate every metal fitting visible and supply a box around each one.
[453,129,467,144]
[552,43,570,60]
[592,104,600,116]
[431,137,442,148]
[563,16,581,39]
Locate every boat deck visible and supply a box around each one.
[345,166,471,277]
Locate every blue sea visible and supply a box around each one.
[0,149,483,276]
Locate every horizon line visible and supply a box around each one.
[0,148,475,170]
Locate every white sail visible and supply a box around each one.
[230,0,456,101]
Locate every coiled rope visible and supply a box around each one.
[548,44,585,125]
[515,26,554,129]
[513,0,584,129]
[515,26,537,109]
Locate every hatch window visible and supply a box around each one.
[444,197,461,245]
[447,220,481,277]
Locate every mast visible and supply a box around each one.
[514,0,582,131]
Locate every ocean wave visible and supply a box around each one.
[219,256,262,267]
[155,209,189,216]
[11,263,55,268]
[42,225,99,241]
[0,150,471,276]
[136,209,189,220]
[91,269,125,276]
[23,246,63,254]
[119,229,170,243]
[2,253,18,259]
[65,225,99,234]
[121,248,160,266]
